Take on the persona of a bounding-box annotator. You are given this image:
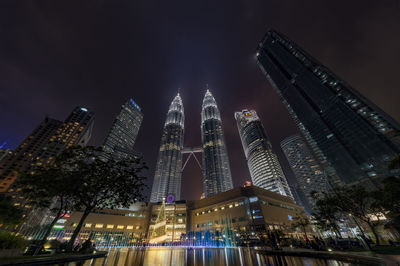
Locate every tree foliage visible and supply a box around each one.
[312,194,342,237]
[58,146,148,250]
[18,158,77,253]
[291,215,311,239]
[0,194,24,228]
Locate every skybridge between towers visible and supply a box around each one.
[181,146,202,171]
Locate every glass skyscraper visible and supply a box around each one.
[235,109,292,198]
[150,94,184,203]
[201,90,233,198]
[281,135,328,214]
[257,30,400,187]
[103,98,143,161]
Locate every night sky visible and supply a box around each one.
[1,1,400,201]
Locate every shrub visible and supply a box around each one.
[0,230,26,250]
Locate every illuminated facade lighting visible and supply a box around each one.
[150,93,184,202]
[102,98,143,161]
[235,109,293,198]
[201,89,233,198]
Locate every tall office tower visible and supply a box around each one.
[103,99,143,161]
[150,94,184,203]
[235,109,292,198]
[201,90,233,198]
[0,107,94,193]
[281,135,328,214]
[257,30,400,187]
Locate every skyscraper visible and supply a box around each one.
[201,90,233,198]
[235,109,292,198]
[257,30,400,187]
[281,135,328,214]
[150,94,184,203]
[0,107,94,192]
[103,98,143,161]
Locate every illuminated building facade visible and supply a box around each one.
[147,200,187,244]
[150,94,184,203]
[43,186,306,247]
[235,109,292,198]
[102,98,143,161]
[257,30,400,186]
[201,90,233,198]
[47,203,151,247]
[0,117,62,192]
[0,107,94,192]
[281,135,328,214]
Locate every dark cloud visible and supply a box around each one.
[1,0,399,200]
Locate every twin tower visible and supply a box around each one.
[150,90,233,202]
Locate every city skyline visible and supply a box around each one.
[1,1,400,201]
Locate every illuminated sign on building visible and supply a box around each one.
[130,98,141,112]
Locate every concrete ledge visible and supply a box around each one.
[0,251,107,266]
[256,249,385,266]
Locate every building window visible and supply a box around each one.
[117,225,124,229]
[127,225,133,230]
[85,223,92,228]
[95,224,103,228]
[106,224,114,229]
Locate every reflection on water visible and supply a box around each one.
[80,247,354,266]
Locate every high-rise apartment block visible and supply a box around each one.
[0,107,94,192]
[235,109,292,198]
[103,99,143,161]
[257,30,400,187]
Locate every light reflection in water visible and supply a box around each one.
[80,247,355,266]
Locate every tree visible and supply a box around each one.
[291,215,311,240]
[312,195,342,238]
[0,194,24,229]
[60,146,148,251]
[332,186,384,246]
[18,163,76,253]
[373,176,400,237]
[387,153,400,172]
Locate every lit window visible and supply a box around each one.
[95,224,103,228]
[85,223,92,228]
[249,197,258,202]
[136,226,141,230]
[106,224,114,229]
[229,204,233,208]
[127,225,133,230]
[117,225,124,229]
[178,218,183,223]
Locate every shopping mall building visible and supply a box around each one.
[42,186,307,247]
